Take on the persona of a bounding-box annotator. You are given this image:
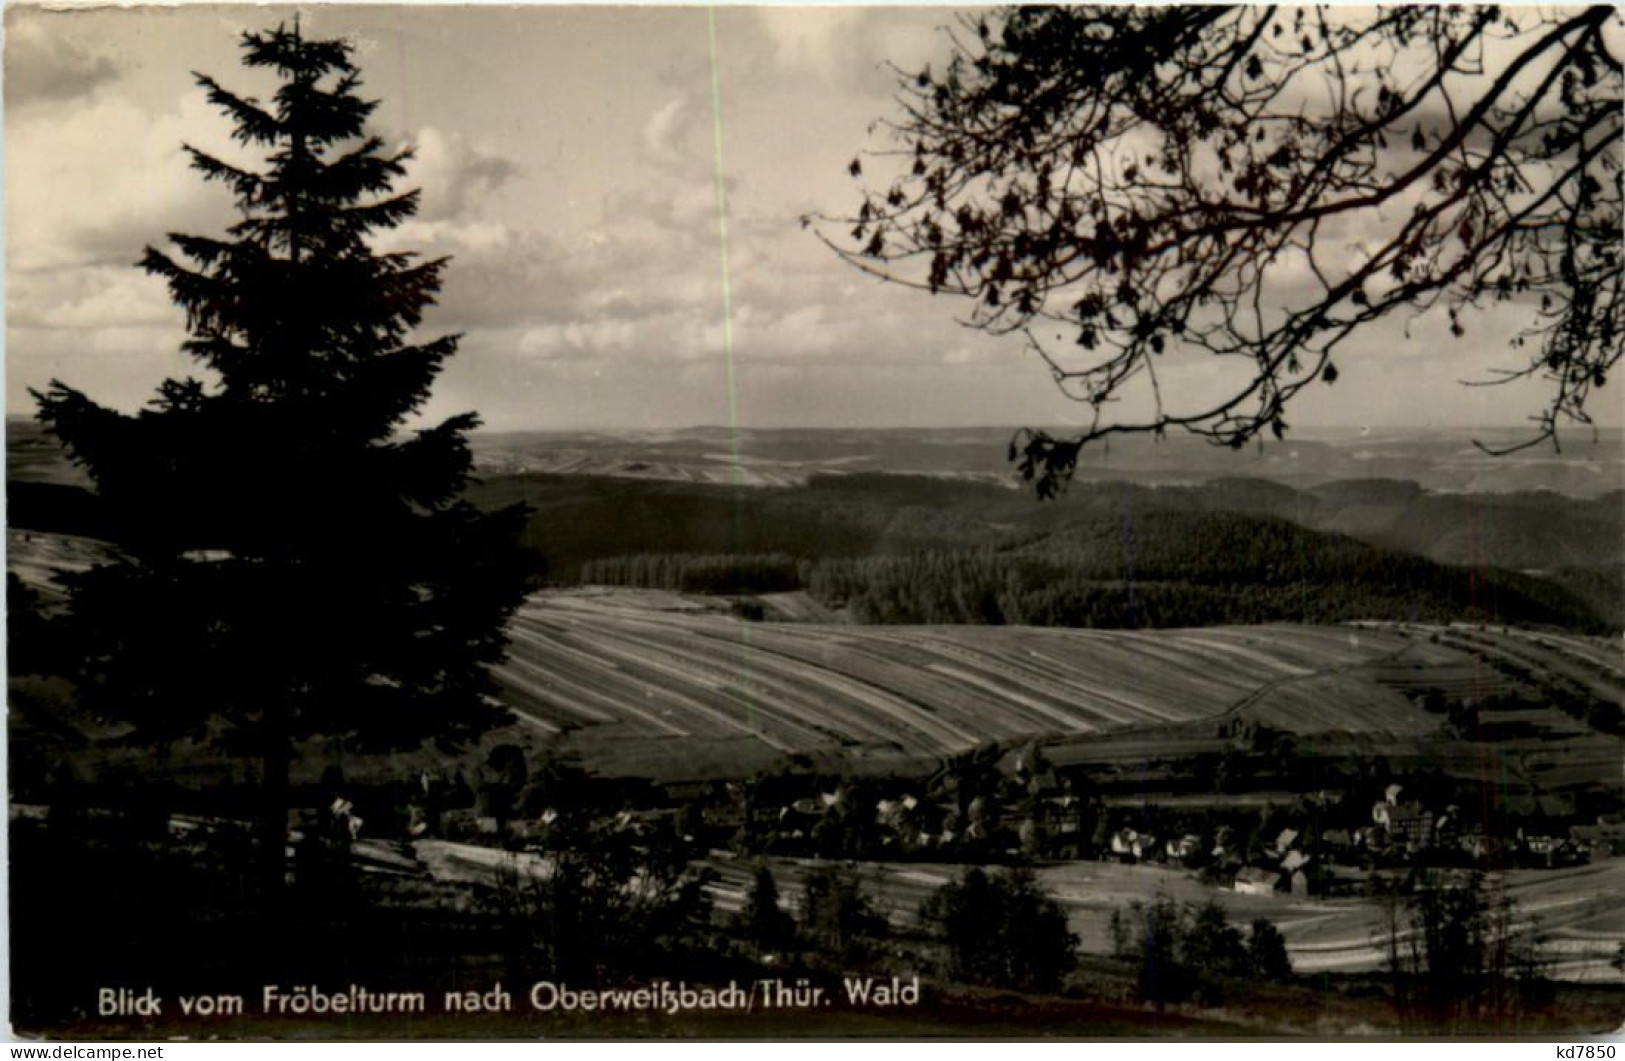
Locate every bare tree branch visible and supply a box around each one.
[817,5,1623,497]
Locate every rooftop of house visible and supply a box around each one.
[1235,866,1280,885]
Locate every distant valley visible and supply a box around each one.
[11,420,1623,630]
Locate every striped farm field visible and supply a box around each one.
[489,589,1499,777]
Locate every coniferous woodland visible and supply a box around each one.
[569,510,1612,633]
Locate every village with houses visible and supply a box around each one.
[389,711,1625,906]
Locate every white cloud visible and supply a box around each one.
[518,319,640,359]
[751,8,865,82]
[7,89,236,272]
[8,266,175,332]
[641,97,696,168]
[405,127,519,222]
[4,14,123,109]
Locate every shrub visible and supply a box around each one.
[921,866,1077,992]
[1381,869,1553,1030]
[1110,894,1291,1007]
[1248,918,1293,983]
[735,864,797,958]
[490,821,715,982]
[799,865,888,969]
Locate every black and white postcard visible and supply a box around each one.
[6,3,1623,1040]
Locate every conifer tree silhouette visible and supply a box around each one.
[33,20,529,896]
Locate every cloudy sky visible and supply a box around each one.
[5,3,1611,433]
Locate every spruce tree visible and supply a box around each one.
[31,21,528,892]
[735,864,796,957]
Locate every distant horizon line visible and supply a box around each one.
[471,422,1625,436]
[6,413,1622,438]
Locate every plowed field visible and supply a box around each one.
[489,590,1573,778]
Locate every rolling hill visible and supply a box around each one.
[479,586,1625,781]
[11,417,1620,582]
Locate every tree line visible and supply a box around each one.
[565,510,1612,631]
